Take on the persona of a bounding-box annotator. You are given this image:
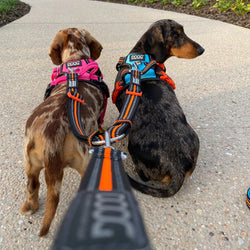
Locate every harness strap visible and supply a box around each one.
[141,60,157,74]
[112,81,124,103]
[156,63,176,89]
[51,59,102,86]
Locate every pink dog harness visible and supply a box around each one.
[44,59,109,125]
[50,59,102,86]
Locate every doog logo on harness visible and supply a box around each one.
[66,60,82,68]
[129,54,145,61]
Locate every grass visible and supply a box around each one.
[0,0,18,18]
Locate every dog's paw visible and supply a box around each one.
[39,226,50,237]
[20,201,39,215]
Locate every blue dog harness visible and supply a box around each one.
[123,54,157,83]
[112,53,176,103]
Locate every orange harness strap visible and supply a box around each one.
[112,81,124,103]
[156,63,176,89]
[126,89,143,97]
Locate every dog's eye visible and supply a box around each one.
[177,29,181,35]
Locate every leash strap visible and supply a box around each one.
[66,72,89,143]
[52,142,151,250]
[66,55,172,146]
[66,72,103,145]
[67,67,143,146]
[107,69,142,141]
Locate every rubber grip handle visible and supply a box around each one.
[52,147,151,250]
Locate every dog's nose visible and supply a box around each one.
[197,46,205,55]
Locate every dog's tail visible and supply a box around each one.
[127,170,185,198]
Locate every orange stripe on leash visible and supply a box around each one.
[123,85,136,119]
[74,94,84,135]
[99,147,113,191]
[114,119,132,127]
[88,130,98,146]
[112,123,122,139]
[99,134,105,141]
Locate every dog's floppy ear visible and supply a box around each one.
[144,26,168,63]
[49,31,63,65]
[84,30,103,60]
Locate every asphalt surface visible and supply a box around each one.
[0,0,249,249]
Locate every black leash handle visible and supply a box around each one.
[52,133,151,250]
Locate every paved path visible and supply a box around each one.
[0,0,249,249]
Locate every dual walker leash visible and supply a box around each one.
[52,61,152,249]
[52,56,249,249]
[66,57,158,147]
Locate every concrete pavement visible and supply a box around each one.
[0,0,249,249]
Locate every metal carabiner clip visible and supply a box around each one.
[91,133,125,146]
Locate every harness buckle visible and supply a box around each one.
[66,70,84,103]
[132,62,140,70]
[130,69,141,86]
[66,71,79,94]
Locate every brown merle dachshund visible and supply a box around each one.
[114,19,204,197]
[20,28,105,236]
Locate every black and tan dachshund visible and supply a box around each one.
[113,19,204,197]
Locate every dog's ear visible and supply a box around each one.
[84,30,103,60]
[144,26,168,63]
[49,31,63,65]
